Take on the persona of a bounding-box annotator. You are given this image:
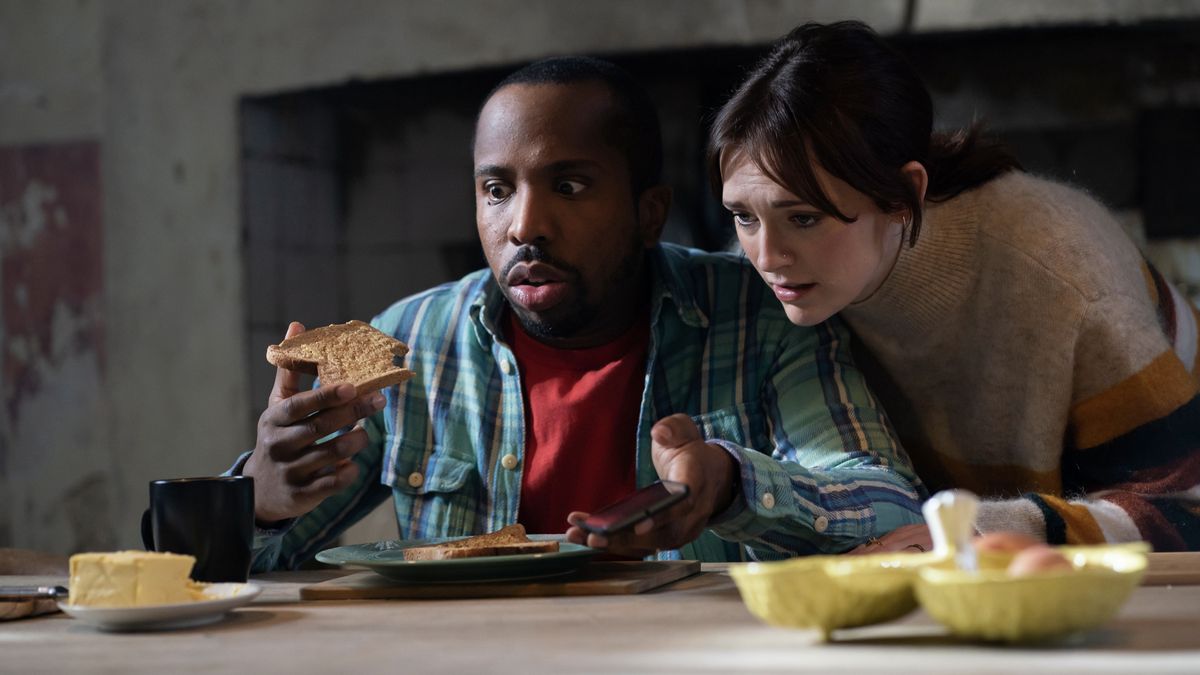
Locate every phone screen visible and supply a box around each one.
[578,480,689,535]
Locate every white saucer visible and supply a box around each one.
[57,583,261,631]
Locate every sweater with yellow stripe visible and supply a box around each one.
[842,171,1200,551]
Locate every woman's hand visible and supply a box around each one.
[844,523,934,555]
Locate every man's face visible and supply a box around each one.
[474,82,658,347]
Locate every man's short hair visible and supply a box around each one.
[479,56,664,196]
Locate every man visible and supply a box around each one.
[236,57,925,569]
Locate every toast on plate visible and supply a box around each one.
[402,524,560,561]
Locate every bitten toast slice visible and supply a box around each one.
[401,524,559,561]
[266,320,415,396]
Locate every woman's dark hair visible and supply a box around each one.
[707,21,1021,245]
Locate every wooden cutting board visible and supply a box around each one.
[1143,552,1200,586]
[299,560,701,601]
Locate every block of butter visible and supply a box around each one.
[67,551,207,607]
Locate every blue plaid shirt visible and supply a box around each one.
[243,244,925,569]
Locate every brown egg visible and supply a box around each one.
[1007,545,1074,577]
[974,531,1043,554]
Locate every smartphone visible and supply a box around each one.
[578,480,690,535]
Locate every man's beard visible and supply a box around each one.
[514,308,585,341]
[503,240,645,341]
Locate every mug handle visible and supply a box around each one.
[140,508,155,551]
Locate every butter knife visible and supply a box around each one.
[0,586,66,600]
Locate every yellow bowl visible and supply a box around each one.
[915,543,1148,642]
[729,552,936,639]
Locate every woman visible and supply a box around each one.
[709,21,1200,551]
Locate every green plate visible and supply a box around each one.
[315,535,597,583]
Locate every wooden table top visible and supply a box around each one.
[4,565,1200,674]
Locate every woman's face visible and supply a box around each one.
[721,154,906,326]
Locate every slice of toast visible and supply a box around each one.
[266,320,415,396]
[401,524,560,561]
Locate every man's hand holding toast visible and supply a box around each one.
[243,322,399,525]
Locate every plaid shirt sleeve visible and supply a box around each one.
[705,318,926,558]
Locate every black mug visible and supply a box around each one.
[140,476,255,583]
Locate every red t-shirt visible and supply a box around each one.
[508,310,649,534]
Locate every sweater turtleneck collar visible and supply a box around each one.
[841,188,982,350]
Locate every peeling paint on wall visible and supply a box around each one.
[0,141,109,550]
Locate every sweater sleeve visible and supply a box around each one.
[976,281,1200,551]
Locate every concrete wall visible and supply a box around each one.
[0,0,114,552]
[2,0,1199,553]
